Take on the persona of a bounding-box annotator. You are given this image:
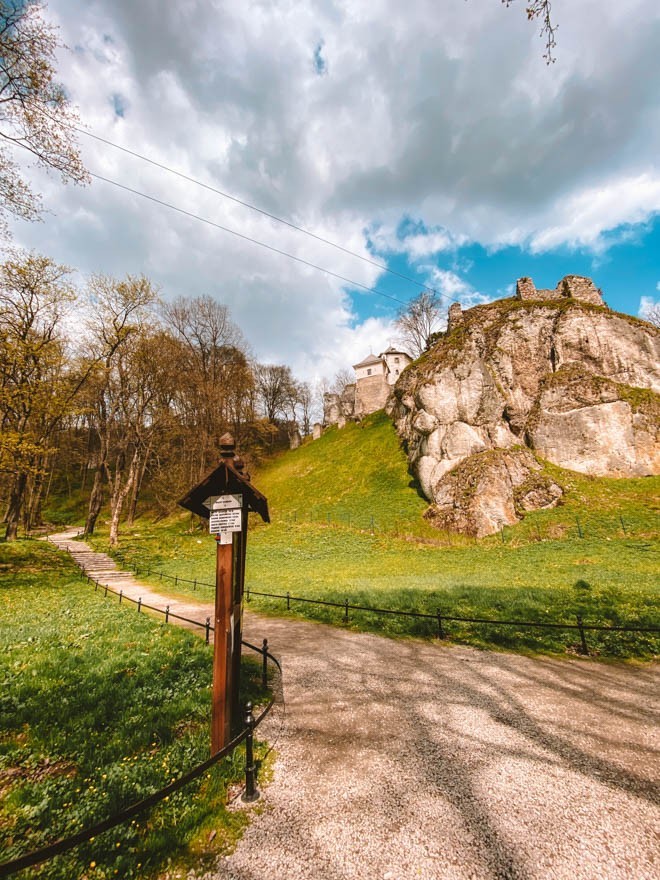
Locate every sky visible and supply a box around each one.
[9,0,660,383]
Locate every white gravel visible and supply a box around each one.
[217,617,659,880]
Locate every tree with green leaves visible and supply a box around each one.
[0,251,78,539]
[82,274,159,538]
[0,1,88,234]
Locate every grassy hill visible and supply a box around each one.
[89,410,659,658]
[253,409,658,544]
[254,411,431,534]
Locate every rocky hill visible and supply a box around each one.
[388,277,660,536]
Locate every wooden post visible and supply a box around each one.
[177,434,270,757]
[213,537,234,752]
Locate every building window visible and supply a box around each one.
[394,357,400,364]
[367,369,371,375]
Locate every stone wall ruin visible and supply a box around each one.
[516,275,605,308]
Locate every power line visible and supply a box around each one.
[77,127,459,306]
[89,171,410,307]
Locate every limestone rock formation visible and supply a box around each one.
[423,448,563,538]
[389,282,660,536]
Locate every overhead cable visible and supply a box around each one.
[78,127,460,306]
[89,171,410,307]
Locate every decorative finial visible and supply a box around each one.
[219,433,235,459]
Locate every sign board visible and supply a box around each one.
[204,494,243,511]
[209,508,242,535]
[216,531,233,545]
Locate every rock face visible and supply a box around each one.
[390,289,660,536]
[423,448,563,537]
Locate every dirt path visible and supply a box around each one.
[47,531,660,880]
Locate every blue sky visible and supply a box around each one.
[11,0,660,381]
[349,213,660,325]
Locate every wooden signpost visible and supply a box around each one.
[178,434,269,753]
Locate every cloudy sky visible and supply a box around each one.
[10,0,660,382]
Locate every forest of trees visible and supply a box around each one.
[0,251,318,543]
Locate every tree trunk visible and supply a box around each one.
[109,448,139,547]
[25,469,44,533]
[84,465,105,535]
[5,472,28,541]
[126,446,149,526]
[84,427,110,536]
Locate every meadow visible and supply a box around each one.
[83,412,659,659]
[0,540,266,880]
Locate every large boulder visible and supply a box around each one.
[424,448,563,537]
[390,296,660,535]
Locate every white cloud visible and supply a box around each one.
[8,0,660,380]
[367,222,464,261]
[527,174,660,253]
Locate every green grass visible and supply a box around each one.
[0,540,268,880]
[82,410,659,658]
[252,411,433,535]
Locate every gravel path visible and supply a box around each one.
[47,531,660,880]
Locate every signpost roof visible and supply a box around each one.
[178,436,269,522]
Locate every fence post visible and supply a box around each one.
[205,617,211,645]
[576,517,583,538]
[619,514,627,535]
[437,611,445,640]
[576,615,589,655]
[286,591,290,611]
[104,584,108,597]
[246,584,250,602]
[193,579,197,591]
[137,597,142,613]
[119,590,123,604]
[261,639,268,690]
[165,605,170,624]
[242,702,259,803]
[174,576,178,587]
[344,599,349,624]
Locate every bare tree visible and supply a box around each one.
[395,291,444,358]
[161,295,253,475]
[254,363,296,422]
[330,368,354,396]
[0,2,88,233]
[502,1,557,63]
[295,381,314,435]
[640,300,660,328]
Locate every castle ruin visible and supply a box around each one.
[320,275,608,434]
[515,275,605,307]
[323,345,412,427]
